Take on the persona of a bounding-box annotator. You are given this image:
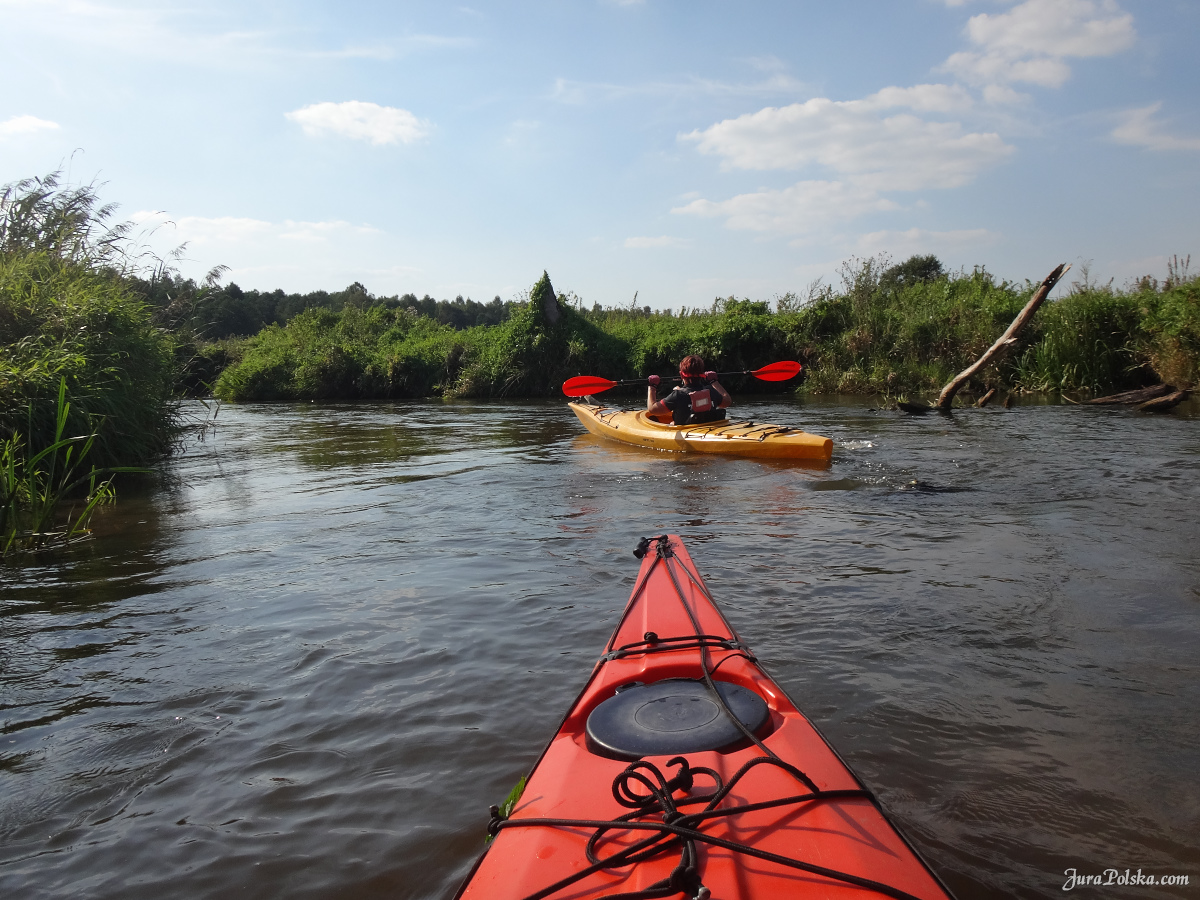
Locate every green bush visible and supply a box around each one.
[0,251,177,468]
[1012,288,1148,393]
[783,265,1029,396]
[213,305,463,400]
[209,256,1199,404]
[1137,280,1200,388]
[1,173,181,468]
[216,273,631,401]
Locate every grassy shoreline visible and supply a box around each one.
[209,262,1199,405]
[4,172,1197,463]
[2,174,179,554]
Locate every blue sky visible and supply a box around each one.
[2,0,1197,309]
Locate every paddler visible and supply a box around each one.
[647,354,732,425]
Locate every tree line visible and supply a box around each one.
[138,274,520,340]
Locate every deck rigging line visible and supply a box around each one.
[483,536,932,900]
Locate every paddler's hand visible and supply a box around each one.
[646,375,660,409]
[704,371,717,383]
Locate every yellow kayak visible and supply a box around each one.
[568,402,832,461]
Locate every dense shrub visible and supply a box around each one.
[1012,287,1148,392]
[212,256,1199,404]
[215,273,628,401]
[1137,279,1200,388]
[1,174,179,469]
[779,264,1029,395]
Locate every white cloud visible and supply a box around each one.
[982,84,1031,105]
[549,69,808,105]
[676,79,1015,237]
[1111,103,1200,152]
[285,101,430,145]
[624,236,690,249]
[131,212,379,246]
[673,181,898,234]
[0,0,473,71]
[681,93,1011,192]
[945,50,1071,88]
[279,220,382,242]
[858,84,975,114]
[967,0,1134,58]
[171,215,273,243]
[943,0,1135,88]
[0,114,61,137]
[857,227,1000,256]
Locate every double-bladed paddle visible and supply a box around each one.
[562,361,802,397]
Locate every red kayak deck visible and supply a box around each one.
[457,535,954,900]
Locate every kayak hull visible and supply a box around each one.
[456,536,953,900]
[568,402,833,461]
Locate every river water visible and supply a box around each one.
[1,397,1198,900]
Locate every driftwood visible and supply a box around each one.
[900,387,994,413]
[1087,384,1175,405]
[1138,390,1190,413]
[936,263,1070,410]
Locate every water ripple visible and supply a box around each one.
[1,398,1197,899]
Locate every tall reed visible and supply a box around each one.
[2,380,142,557]
[2,174,179,470]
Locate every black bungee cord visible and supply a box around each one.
[484,535,931,900]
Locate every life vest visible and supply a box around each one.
[689,387,715,415]
[668,384,726,425]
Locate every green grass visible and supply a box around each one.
[2,379,144,557]
[215,273,630,401]
[780,265,1031,396]
[1010,287,1148,393]
[0,250,179,468]
[2,172,182,557]
[1134,276,1200,388]
[208,258,1199,404]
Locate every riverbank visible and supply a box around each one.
[1,174,181,553]
[209,261,1199,404]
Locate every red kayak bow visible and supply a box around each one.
[457,535,955,900]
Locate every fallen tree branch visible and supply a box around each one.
[1138,390,1190,413]
[936,263,1070,410]
[1086,384,1175,405]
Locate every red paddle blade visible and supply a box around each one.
[751,360,802,381]
[562,375,619,397]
